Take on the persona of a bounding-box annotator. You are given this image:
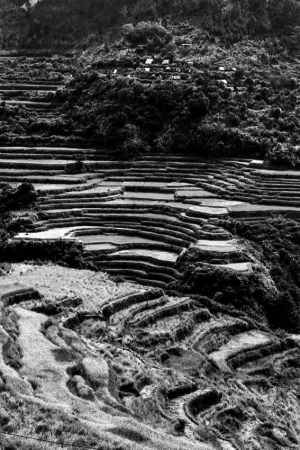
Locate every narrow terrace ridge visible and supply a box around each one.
[0,84,61,91]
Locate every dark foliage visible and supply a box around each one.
[0,182,37,212]
[2,0,300,49]
[176,262,272,325]
[0,239,92,269]
[219,218,300,332]
[55,72,272,159]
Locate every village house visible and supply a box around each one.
[217,79,228,87]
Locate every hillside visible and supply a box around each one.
[2,0,300,49]
[0,263,300,450]
[0,53,300,447]
[1,1,300,449]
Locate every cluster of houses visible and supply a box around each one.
[108,57,196,82]
[97,57,247,92]
[216,66,246,92]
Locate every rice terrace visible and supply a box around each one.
[2,1,300,450]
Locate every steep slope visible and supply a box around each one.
[1,6,300,450]
[2,0,300,49]
[0,53,300,333]
[0,264,300,450]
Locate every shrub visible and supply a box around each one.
[219,218,300,332]
[226,112,241,127]
[188,95,209,117]
[125,21,170,45]
[109,426,149,443]
[0,239,91,269]
[266,143,299,166]
[0,183,37,212]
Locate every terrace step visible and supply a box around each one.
[0,176,90,184]
[73,223,196,243]
[90,240,181,255]
[0,153,112,162]
[0,146,107,154]
[83,228,189,248]
[101,267,175,284]
[1,79,63,85]
[97,250,178,266]
[40,195,122,207]
[101,288,163,319]
[97,260,182,278]
[0,159,100,170]
[0,84,60,91]
[0,286,41,306]
[5,100,61,108]
[45,188,123,200]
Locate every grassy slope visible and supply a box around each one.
[1,263,300,450]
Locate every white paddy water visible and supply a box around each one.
[14,226,100,240]
[194,240,240,253]
[200,262,251,272]
[111,249,178,262]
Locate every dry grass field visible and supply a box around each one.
[0,263,142,310]
[0,263,217,450]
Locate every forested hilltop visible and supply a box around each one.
[2,0,300,49]
[2,3,300,166]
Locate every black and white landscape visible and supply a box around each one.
[0,1,300,449]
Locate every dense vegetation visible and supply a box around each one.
[221,218,300,332]
[1,1,300,164]
[172,217,300,333]
[2,0,300,48]
[57,50,300,161]
[0,182,37,212]
[0,182,37,239]
[175,262,272,322]
[0,182,91,270]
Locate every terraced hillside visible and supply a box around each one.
[2,52,300,288]
[0,53,68,119]
[1,52,300,450]
[13,151,300,288]
[0,264,300,450]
